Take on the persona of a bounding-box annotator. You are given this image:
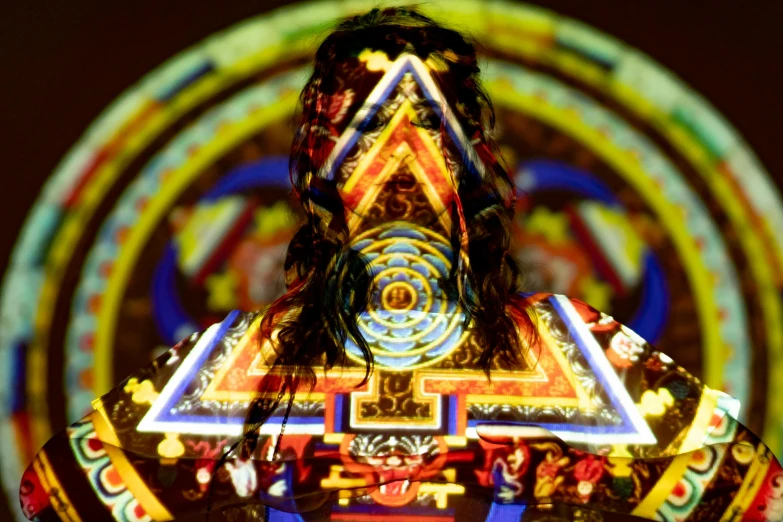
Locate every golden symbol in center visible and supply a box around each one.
[381,281,418,312]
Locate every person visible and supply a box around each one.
[19,7,783,522]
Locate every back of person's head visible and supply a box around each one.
[237,5,539,463]
[290,6,517,243]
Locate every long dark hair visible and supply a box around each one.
[283,5,538,368]
[210,9,540,502]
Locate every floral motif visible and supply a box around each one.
[225,458,259,498]
[606,330,645,369]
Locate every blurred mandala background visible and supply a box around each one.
[2,1,782,519]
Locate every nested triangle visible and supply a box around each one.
[464,294,656,446]
[321,53,485,191]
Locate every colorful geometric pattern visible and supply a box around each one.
[67,419,152,522]
[347,225,469,371]
[3,1,783,520]
[18,295,783,521]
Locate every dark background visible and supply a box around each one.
[1,0,782,516]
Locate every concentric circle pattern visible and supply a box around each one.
[347,224,468,370]
[2,1,782,519]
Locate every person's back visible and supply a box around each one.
[19,7,782,522]
[20,294,779,521]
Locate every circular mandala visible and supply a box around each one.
[347,224,468,370]
[2,2,782,519]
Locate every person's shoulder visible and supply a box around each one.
[19,309,268,521]
[185,309,264,354]
[518,291,655,365]
[115,309,261,389]
[90,309,266,450]
[518,291,608,322]
[212,308,262,337]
